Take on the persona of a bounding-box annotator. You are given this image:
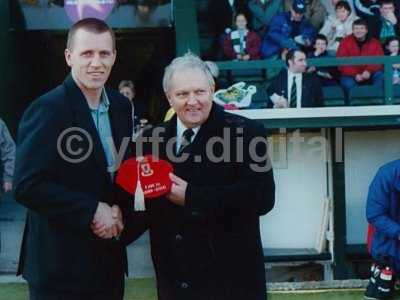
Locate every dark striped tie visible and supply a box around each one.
[290,76,297,108]
[177,128,194,155]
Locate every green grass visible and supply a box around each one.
[0,279,391,300]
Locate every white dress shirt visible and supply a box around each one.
[287,70,303,108]
[176,118,200,153]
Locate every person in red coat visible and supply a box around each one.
[223,13,261,60]
[336,18,384,97]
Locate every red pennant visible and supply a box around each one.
[116,155,173,199]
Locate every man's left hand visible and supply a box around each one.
[166,173,187,206]
[361,70,371,80]
[386,12,397,24]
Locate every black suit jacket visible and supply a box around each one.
[131,104,275,300]
[266,69,323,108]
[14,75,144,292]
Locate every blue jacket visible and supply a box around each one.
[261,12,316,58]
[366,159,400,271]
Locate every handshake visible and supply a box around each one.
[91,202,124,239]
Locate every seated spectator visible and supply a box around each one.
[247,0,283,36]
[208,0,250,59]
[320,1,359,53]
[322,0,355,16]
[284,0,327,29]
[223,13,261,60]
[307,34,338,85]
[132,0,172,27]
[118,80,147,135]
[384,36,400,84]
[262,0,317,58]
[267,49,322,108]
[370,0,400,43]
[336,18,384,96]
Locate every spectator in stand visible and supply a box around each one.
[247,0,283,36]
[336,18,384,96]
[369,0,400,43]
[284,0,327,29]
[384,36,400,84]
[307,34,338,85]
[322,0,355,16]
[118,80,147,137]
[267,49,322,108]
[208,0,250,59]
[261,0,317,58]
[223,13,261,60]
[320,1,359,53]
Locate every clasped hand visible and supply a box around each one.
[91,202,124,239]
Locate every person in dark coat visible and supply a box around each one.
[267,49,323,108]
[14,18,146,300]
[118,79,148,136]
[129,53,275,300]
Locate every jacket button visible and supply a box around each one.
[175,234,183,242]
[180,282,189,289]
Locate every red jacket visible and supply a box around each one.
[336,34,384,76]
[223,30,261,60]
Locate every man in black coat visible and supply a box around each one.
[267,49,323,108]
[131,53,275,300]
[14,18,144,300]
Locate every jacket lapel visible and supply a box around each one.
[107,91,130,163]
[63,74,108,177]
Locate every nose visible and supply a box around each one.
[90,53,102,67]
[187,93,197,105]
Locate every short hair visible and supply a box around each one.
[67,18,116,50]
[234,12,248,22]
[352,18,368,29]
[379,0,395,7]
[315,34,328,44]
[285,49,305,66]
[384,36,400,54]
[335,1,351,13]
[204,61,220,78]
[163,52,215,93]
[118,80,135,92]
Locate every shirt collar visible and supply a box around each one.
[288,70,302,79]
[90,88,110,113]
[176,117,200,142]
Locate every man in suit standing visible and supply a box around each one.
[267,49,323,108]
[133,53,275,300]
[14,18,140,300]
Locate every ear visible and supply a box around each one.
[165,92,172,106]
[210,83,215,94]
[65,49,72,67]
[111,49,117,65]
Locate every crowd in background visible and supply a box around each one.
[208,0,400,105]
